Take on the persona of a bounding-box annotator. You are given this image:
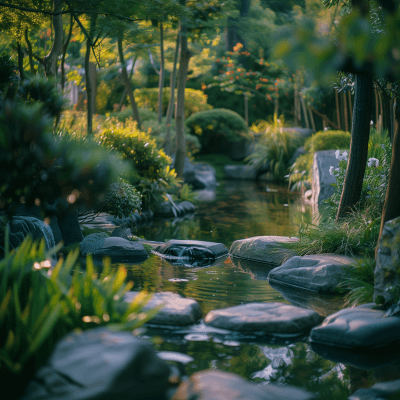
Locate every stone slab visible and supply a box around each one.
[20,327,171,400]
[268,254,356,293]
[92,237,148,261]
[229,236,298,266]
[310,303,400,349]
[124,291,202,326]
[204,302,323,334]
[80,232,109,255]
[171,370,314,400]
[156,239,229,259]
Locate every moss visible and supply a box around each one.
[81,226,110,237]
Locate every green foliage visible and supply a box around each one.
[96,124,172,184]
[325,132,392,219]
[0,52,18,95]
[176,183,196,203]
[110,108,157,123]
[288,130,351,189]
[336,256,375,307]
[18,76,65,118]
[135,87,212,118]
[246,117,302,181]
[186,108,250,154]
[103,178,142,219]
[81,227,110,238]
[0,235,159,396]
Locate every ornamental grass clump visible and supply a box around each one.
[0,234,159,396]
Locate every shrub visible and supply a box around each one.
[103,178,142,218]
[289,130,351,189]
[0,235,159,397]
[110,107,158,123]
[186,108,250,154]
[135,87,212,118]
[96,124,172,184]
[0,52,19,95]
[246,117,302,181]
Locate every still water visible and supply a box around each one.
[121,181,399,399]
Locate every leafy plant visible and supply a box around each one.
[103,178,142,219]
[176,183,196,203]
[246,116,302,181]
[0,52,19,95]
[0,234,159,396]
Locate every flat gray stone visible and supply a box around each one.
[310,303,400,349]
[224,165,257,180]
[350,379,400,400]
[312,150,340,204]
[20,327,171,400]
[124,291,202,326]
[374,216,400,307]
[229,236,298,266]
[204,302,323,334]
[156,239,228,259]
[92,237,148,260]
[171,370,313,400]
[268,254,356,293]
[80,232,109,255]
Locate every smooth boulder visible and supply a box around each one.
[204,302,323,334]
[80,232,109,255]
[310,303,400,349]
[20,327,171,400]
[156,239,229,259]
[92,237,148,261]
[268,254,356,293]
[229,236,298,266]
[349,379,400,400]
[374,216,400,306]
[171,370,314,400]
[124,291,202,326]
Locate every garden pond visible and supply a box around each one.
[116,181,400,399]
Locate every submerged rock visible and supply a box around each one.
[171,370,314,400]
[124,291,202,326]
[374,216,400,307]
[204,302,323,334]
[268,254,356,293]
[229,236,298,266]
[21,327,171,400]
[310,303,400,349]
[349,379,400,400]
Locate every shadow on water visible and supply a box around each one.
[118,181,400,399]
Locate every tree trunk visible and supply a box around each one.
[118,55,137,112]
[348,89,353,121]
[343,90,349,132]
[118,38,142,130]
[17,42,24,81]
[158,22,165,124]
[376,101,400,251]
[174,21,191,178]
[24,29,36,75]
[61,14,74,92]
[85,38,93,135]
[244,94,249,126]
[164,32,180,155]
[375,86,379,130]
[335,89,341,129]
[300,95,310,129]
[336,73,373,220]
[43,0,63,77]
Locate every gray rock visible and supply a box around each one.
[310,303,400,348]
[268,254,356,293]
[269,281,345,317]
[231,256,276,280]
[349,379,400,400]
[374,216,400,306]
[204,302,323,334]
[312,150,340,204]
[80,233,109,255]
[110,226,131,240]
[229,236,298,266]
[92,237,148,261]
[20,327,171,400]
[124,291,202,326]
[171,370,314,400]
[156,239,229,259]
[182,158,217,189]
[224,165,257,180]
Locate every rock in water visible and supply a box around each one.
[80,233,109,255]
[374,216,400,307]
[20,327,171,400]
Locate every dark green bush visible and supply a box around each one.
[0,52,19,95]
[186,108,250,154]
[135,87,212,118]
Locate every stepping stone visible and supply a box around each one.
[20,327,171,400]
[80,232,109,255]
[124,291,202,326]
[229,236,298,266]
[91,237,148,262]
[156,240,228,260]
[204,302,323,334]
[310,303,400,349]
[268,254,356,293]
[171,370,314,400]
